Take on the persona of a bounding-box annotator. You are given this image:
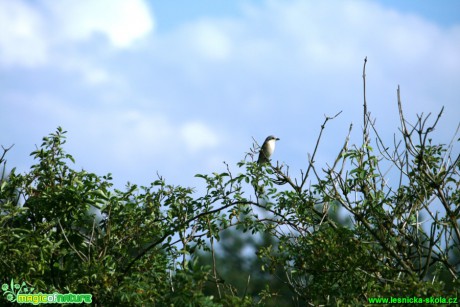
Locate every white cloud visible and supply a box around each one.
[8,94,221,165]
[172,1,459,104]
[0,0,154,67]
[0,0,47,66]
[59,58,115,86]
[186,21,232,60]
[180,121,220,153]
[83,68,110,85]
[46,0,154,48]
[110,113,220,157]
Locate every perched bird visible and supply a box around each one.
[257,135,280,164]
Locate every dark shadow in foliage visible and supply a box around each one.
[194,228,293,306]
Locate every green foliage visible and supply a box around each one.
[0,128,221,305]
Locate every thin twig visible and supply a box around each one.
[300,110,343,190]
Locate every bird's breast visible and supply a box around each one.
[266,140,276,155]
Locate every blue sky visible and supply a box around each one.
[1,0,459,190]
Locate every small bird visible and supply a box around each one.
[257,135,280,164]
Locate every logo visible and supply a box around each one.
[2,279,92,305]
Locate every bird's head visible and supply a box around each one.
[265,135,280,142]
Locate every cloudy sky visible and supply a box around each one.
[1,0,459,190]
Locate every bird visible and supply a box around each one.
[257,135,280,164]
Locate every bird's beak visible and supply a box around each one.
[276,138,280,141]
